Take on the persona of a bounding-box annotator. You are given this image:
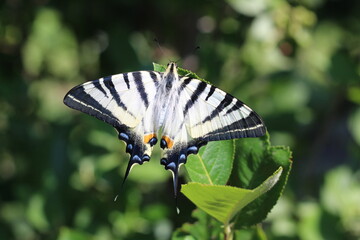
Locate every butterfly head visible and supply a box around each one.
[166,62,177,72]
[163,62,179,86]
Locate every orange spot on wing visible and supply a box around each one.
[162,136,174,149]
[144,133,156,144]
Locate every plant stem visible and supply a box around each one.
[224,224,233,240]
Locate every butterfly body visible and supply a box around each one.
[64,62,266,196]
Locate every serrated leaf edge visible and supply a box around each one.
[153,62,209,83]
[181,167,283,224]
[224,166,283,224]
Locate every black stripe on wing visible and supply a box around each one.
[183,81,207,116]
[202,93,234,124]
[149,71,161,86]
[63,85,124,129]
[93,81,107,97]
[102,76,128,112]
[179,77,192,93]
[133,72,149,108]
[205,85,216,101]
[123,73,130,89]
[203,112,266,141]
[225,99,244,115]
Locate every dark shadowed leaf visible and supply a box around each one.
[172,209,222,240]
[231,133,292,227]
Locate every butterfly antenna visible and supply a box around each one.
[174,46,200,66]
[154,38,167,59]
[174,58,182,65]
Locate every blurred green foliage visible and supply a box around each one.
[0,0,359,239]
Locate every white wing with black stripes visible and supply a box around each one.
[158,70,266,194]
[64,71,161,128]
[64,70,162,180]
[63,62,266,197]
[183,78,264,141]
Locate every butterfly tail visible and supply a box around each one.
[117,130,151,184]
[161,154,183,198]
[161,140,208,197]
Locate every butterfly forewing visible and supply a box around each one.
[64,71,161,128]
[178,77,266,142]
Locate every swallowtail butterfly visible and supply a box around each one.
[64,62,266,196]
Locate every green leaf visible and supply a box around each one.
[152,62,208,83]
[231,133,292,227]
[185,140,235,185]
[181,167,282,225]
[172,209,223,240]
[153,62,166,72]
[234,225,268,240]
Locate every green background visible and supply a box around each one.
[0,0,359,239]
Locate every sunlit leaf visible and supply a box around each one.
[185,141,234,185]
[181,167,282,224]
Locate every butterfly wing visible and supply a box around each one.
[183,78,266,141]
[160,77,266,195]
[64,71,162,180]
